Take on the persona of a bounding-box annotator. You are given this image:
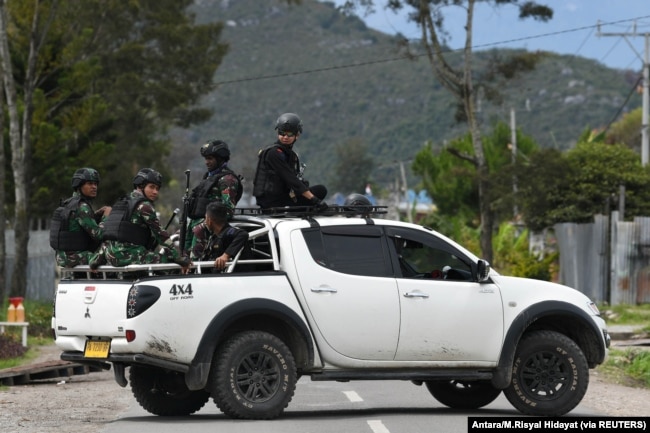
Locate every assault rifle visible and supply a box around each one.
[179,170,191,256]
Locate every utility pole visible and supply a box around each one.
[510,108,518,219]
[399,160,412,223]
[598,20,650,165]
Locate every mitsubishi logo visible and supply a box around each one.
[85,307,91,319]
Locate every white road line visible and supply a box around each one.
[367,419,391,433]
[343,390,363,402]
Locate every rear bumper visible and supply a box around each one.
[60,351,189,373]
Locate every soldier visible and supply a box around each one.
[93,168,190,273]
[253,113,327,210]
[184,139,243,251]
[190,201,248,272]
[50,168,112,267]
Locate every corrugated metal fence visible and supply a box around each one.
[4,230,56,302]
[555,212,650,305]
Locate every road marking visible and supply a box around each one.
[368,420,390,433]
[343,390,363,402]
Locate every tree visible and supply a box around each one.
[329,137,375,194]
[413,121,537,239]
[605,107,642,154]
[341,0,552,263]
[516,140,650,231]
[0,0,227,297]
[0,77,4,302]
[0,0,46,297]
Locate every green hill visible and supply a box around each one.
[167,0,641,202]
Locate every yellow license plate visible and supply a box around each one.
[84,340,110,358]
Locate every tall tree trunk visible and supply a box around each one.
[417,0,494,263]
[0,0,41,297]
[0,79,5,302]
[462,0,493,264]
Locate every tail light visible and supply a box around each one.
[126,284,161,318]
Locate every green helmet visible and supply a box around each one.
[71,168,100,190]
[133,168,162,189]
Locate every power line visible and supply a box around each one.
[602,75,643,133]
[215,15,650,86]
[598,22,650,165]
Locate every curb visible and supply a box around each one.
[607,325,648,343]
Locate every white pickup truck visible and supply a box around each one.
[52,206,610,419]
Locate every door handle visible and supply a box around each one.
[403,292,429,298]
[311,287,338,293]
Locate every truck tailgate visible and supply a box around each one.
[54,280,131,345]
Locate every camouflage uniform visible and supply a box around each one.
[55,192,106,267]
[102,190,184,266]
[185,163,242,250]
[190,220,248,262]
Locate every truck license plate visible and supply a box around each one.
[84,340,110,358]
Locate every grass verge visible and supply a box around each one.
[597,348,650,388]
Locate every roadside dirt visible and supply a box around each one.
[0,343,649,433]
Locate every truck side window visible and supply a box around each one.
[386,227,473,281]
[302,226,392,277]
[394,237,470,280]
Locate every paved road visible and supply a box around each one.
[100,378,601,433]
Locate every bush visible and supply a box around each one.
[492,223,557,280]
[0,334,27,359]
[23,300,53,338]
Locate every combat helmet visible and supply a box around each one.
[133,168,163,189]
[71,168,100,190]
[275,113,303,134]
[200,140,230,161]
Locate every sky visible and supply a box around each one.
[326,0,650,71]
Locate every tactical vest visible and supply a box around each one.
[253,145,300,198]
[103,196,151,247]
[50,196,98,251]
[188,169,243,219]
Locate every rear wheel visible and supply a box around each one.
[209,331,297,420]
[129,365,210,416]
[425,380,501,409]
[503,330,589,416]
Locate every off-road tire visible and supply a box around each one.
[425,380,502,409]
[129,365,210,416]
[209,331,297,420]
[503,330,589,416]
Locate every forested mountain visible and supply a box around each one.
[168,0,641,200]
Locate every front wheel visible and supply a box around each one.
[209,331,297,420]
[503,330,589,416]
[129,365,210,416]
[425,380,501,409]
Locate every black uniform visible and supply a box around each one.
[253,142,326,208]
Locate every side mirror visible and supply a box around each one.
[477,260,490,282]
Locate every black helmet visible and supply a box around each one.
[344,193,372,207]
[71,167,100,190]
[200,139,230,161]
[275,113,303,134]
[133,168,163,189]
[344,193,372,216]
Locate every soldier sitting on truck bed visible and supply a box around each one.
[50,168,112,268]
[190,201,249,272]
[90,168,190,273]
